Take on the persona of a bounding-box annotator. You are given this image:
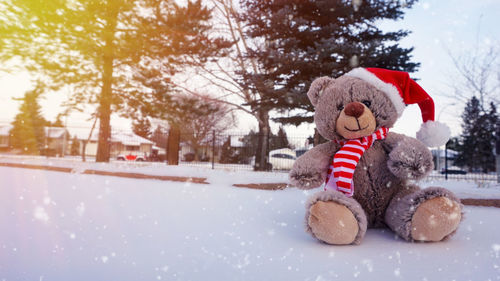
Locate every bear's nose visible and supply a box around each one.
[344,102,365,118]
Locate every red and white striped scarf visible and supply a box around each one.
[325,127,389,197]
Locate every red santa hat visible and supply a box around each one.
[345,67,450,147]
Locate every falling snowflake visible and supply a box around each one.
[352,0,363,11]
[33,207,49,222]
[394,267,401,277]
[76,202,86,217]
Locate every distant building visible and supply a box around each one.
[69,128,154,158]
[0,125,69,155]
[44,127,70,156]
[0,125,13,151]
[431,148,459,171]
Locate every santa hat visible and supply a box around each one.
[345,67,450,147]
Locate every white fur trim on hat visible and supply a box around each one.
[346,68,406,117]
[416,120,451,147]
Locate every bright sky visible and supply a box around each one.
[1,0,499,143]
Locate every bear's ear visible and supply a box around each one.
[307,76,335,107]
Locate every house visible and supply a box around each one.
[0,125,12,151]
[69,128,154,159]
[0,125,69,155]
[44,127,70,156]
[110,131,154,159]
[431,148,459,171]
[178,134,230,162]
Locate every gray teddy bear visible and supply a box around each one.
[289,67,462,245]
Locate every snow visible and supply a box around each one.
[422,178,500,199]
[1,164,500,280]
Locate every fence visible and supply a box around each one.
[0,125,498,182]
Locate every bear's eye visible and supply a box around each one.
[337,104,344,111]
[362,100,371,108]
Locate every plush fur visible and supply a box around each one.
[290,74,463,245]
[305,190,367,245]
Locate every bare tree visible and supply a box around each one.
[176,94,236,162]
[445,43,500,110]
[174,0,273,170]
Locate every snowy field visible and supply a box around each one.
[1,163,500,281]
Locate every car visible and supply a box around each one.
[268,148,296,170]
[440,167,467,175]
[117,153,145,161]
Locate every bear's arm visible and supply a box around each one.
[382,132,434,180]
[289,141,340,190]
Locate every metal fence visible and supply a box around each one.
[0,125,498,182]
[174,131,311,172]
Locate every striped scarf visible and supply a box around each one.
[325,127,389,197]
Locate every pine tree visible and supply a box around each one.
[240,130,260,162]
[456,97,497,172]
[10,85,47,154]
[270,126,290,150]
[70,136,80,156]
[481,102,498,172]
[456,97,481,170]
[241,0,420,125]
[219,136,234,163]
[151,125,168,150]
[132,118,152,140]
[45,114,65,128]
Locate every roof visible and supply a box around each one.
[0,125,13,136]
[431,148,459,158]
[112,131,153,146]
[230,136,245,148]
[45,127,68,139]
[68,127,153,146]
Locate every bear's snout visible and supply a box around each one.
[344,102,365,118]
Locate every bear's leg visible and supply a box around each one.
[385,185,463,242]
[305,190,367,245]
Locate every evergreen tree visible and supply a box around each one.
[46,114,65,127]
[270,126,290,150]
[132,117,152,139]
[219,136,238,163]
[456,97,481,170]
[445,137,460,152]
[151,125,168,149]
[241,0,420,125]
[482,102,498,171]
[70,136,80,156]
[10,85,47,154]
[240,130,260,162]
[456,97,497,172]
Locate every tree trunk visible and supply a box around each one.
[82,115,98,162]
[193,144,200,162]
[96,3,118,162]
[254,109,270,171]
[167,124,180,165]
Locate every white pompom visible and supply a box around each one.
[416,121,451,147]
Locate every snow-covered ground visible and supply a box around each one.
[1,163,500,281]
[1,154,499,198]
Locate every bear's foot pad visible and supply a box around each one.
[411,197,461,242]
[308,201,359,245]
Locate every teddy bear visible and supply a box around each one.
[289,67,463,245]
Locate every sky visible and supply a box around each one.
[0,0,499,145]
